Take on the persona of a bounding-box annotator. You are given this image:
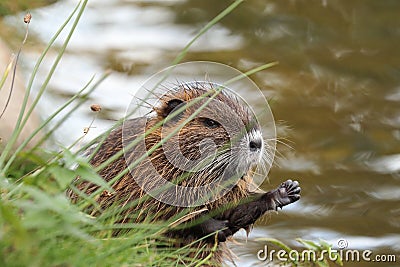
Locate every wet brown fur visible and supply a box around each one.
[68,82,268,265]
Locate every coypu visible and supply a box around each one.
[67,81,300,265]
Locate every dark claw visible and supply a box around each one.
[200,218,232,242]
[215,221,232,242]
[216,228,232,242]
[275,179,301,210]
[281,179,301,198]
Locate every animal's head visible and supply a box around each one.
[153,82,264,181]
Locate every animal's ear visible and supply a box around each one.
[158,99,185,118]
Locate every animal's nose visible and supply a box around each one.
[249,139,262,152]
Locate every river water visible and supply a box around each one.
[4,0,400,266]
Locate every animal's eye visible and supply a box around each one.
[201,118,221,129]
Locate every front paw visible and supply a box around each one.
[274,179,301,210]
[215,220,233,242]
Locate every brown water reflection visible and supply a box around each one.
[172,2,400,263]
[4,0,400,266]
